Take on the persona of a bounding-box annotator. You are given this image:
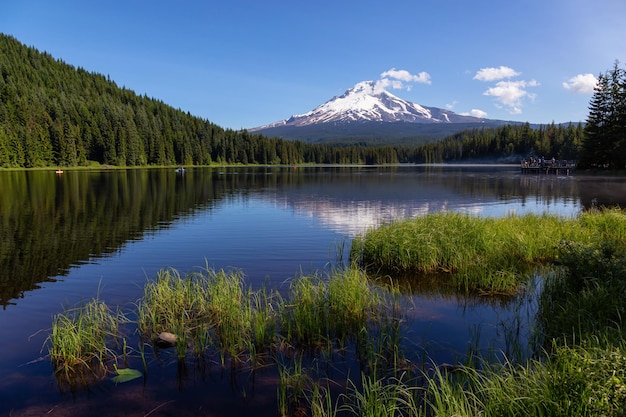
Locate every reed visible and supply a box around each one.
[309,383,338,417]
[350,211,590,294]
[420,214,626,417]
[419,339,626,417]
[278,268,389,349]
[249,284,277,354]
[338,372,420,417]
[204,267,251,360]
[276,352,311,417]
[49,298,121,376]
[137,268,207,358]
[45,208,626,413]
[137,266,263,361]
[535,238,626,348]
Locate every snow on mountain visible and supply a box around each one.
[252,81,485,130]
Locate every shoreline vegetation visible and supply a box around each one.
[3,162,626,177]
[47,209,626,416]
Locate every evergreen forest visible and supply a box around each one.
[0,33,617,169]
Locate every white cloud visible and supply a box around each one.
[483,79,539,114]
[467,109,488,118]
[374,68,432,93]
[563,73,598,93]
[374,78,404,93]
[473,65,539,114]
[446,100,458,110]
[381,68,431,84]
[473,66,520,81]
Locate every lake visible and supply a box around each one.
[1,165,625,416]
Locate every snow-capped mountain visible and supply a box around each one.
[252,80,486,130]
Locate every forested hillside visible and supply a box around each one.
[0,34,586,167]
[0,34,402,167]
[406,122,584,163]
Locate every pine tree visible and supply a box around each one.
[579,61,626,169]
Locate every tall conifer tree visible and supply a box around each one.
[579,61,626,169]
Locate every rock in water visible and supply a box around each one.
[156,331,177,347]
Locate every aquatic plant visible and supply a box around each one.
[137,267,208,359]
[278,268,390,350]
[309,383,339,417]
[349,211,626,294]
[137,266,262,361]
[276,352,311,417]
[417,340,626,417]
[535,237,626,348]
[339,372,420,417]
[48,298,121,376]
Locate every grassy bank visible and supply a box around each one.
[415,223,626,417]
[350,210,626,295]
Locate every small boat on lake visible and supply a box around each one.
[55,169,63,174]
[175,167,186,174]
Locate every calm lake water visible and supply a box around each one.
[1,165,625,416]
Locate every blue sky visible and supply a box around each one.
[2,0,625,129]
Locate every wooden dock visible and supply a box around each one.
[520,160,576,175]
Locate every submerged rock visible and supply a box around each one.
[156,331,177,347]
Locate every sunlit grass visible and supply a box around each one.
[339,372,420,417]
[415,339,626,417]
[350,210,626,294]
[137,266,262,361]
[278,268,392,350]
[48,298,121,377]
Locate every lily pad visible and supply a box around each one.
[111,367,143,384]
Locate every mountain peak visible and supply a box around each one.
[348,80,379,94]
[252,80,487,130]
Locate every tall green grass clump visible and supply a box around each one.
[414,209,626,417]
[420,341,626,417]
[535,211,626,347]
[49,298,121,376]
[204,267,253,359]
[278,268,388,349]
[137,267,210,357]
[339,372,420,417]
[351,212,575,294]
[137,266,276,361]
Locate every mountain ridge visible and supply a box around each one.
[250,81,518,144]
[253,81,487,130]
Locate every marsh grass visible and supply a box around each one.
[135,265,399,371]
[137,266,266,362]
[339,372,420,417]
[416,339,626,417]
[535,236,626,348]
[48,298,122,381]
[249,284,277,364]
[137,268,208,359]
[278,268,391,351]
[276,352,312,417]
[204,267,252,360]
[414,210,626,417]
[350,211,626,294]
[309,383,339,417]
